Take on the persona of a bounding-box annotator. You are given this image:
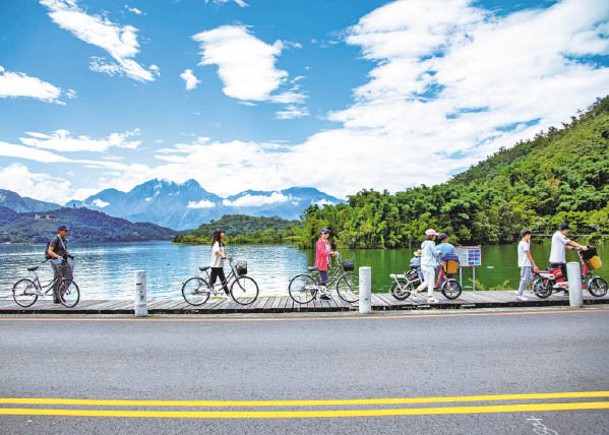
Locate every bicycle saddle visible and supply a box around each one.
[199,265,211,272]
[27,266,39,272]
[308,266,319,272]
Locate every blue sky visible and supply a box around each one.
[1,0,608,204]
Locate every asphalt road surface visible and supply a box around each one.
[1,307,608,434]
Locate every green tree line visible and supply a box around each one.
[173,214,299,245]
[296,96,609,249]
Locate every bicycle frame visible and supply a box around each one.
[310,253,347,291]
[199,258,240,294]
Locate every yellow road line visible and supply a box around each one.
[0,308,607,323]
[1,391,608,408]
[0,401,607,419]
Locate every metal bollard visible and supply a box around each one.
[359,266,372,314]
[566,262,583,308]
[134,270,148,317]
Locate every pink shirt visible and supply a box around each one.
[315,239,332,271]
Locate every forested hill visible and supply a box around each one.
[297,96,609,249]
[0,207,175,243]
[173,214,298,245]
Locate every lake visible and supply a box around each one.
[1,241,607,301]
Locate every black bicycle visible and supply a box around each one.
[181,256,259,306]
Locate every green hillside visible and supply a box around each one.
[297,96,609,249]
[174,214,298,245]
[0,207,176,243]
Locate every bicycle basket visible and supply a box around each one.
[443,259,459,274]
[341,259,354,271]
[235,261,247,276]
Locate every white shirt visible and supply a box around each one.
[210,241,225,268]
[518,240,531,267]
[549,231,569,264]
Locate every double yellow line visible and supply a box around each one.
[1,391,608,419]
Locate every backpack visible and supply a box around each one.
[44,240,53,260]
[45,235,65,260]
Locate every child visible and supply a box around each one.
[516,229,538,301]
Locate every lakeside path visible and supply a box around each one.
[1,290,608,314]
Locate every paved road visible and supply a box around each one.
[1,307,608,434]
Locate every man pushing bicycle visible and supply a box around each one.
[46,225,73,304]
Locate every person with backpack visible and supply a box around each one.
[46,225,72,304]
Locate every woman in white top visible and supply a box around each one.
[210,228,230,295]
[414,229,441,303]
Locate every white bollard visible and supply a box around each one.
[567,262,583,308]
[359,266,372,314]
[134,270,148,317]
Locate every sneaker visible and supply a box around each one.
[517,295,528,301]
[427,297,438,303]
[320,294,331,300]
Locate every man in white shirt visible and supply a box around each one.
[548,223,588,281]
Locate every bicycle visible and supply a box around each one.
[288,252,359,304]
[390,257,462,300]
[12,259,80,308]
[181,256,259,306]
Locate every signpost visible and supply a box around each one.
[455,246,482,291]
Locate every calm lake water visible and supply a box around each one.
[1,241,607,301]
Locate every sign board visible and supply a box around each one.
[456,246,482,267]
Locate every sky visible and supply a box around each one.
[0,0,608,204]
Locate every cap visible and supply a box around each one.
[424,228,438,237]
[319,228,330,234]
[559,223,571,231]
[438,232,449,240]
[58,225,69,232]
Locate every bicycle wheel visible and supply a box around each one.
[181,277,211,306]
[533,278,552,298]
[230,276,259,305]
[390,280,413,300]
[588,277,608,297]
[288,274,317,304]
[336,271,359,303]
[59,280,80,308]
[12,279,38,307]
[441,280,462,300]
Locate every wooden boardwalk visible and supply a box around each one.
[0,290,607,315]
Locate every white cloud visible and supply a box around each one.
[40,0,156,82]
[0,140,70,163]
[91,198,110,208]
[19,129,141,153]
[125,5,143,15]
[192,25,303,103]
[205,0,249,8]
[180,69,200,91]
[275,105,310,120]
[0,66,65,104]
[223,192,290,207]
[187,199,216,209]
[0,163,71,203]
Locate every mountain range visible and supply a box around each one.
[1,181,341,231]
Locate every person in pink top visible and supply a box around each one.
[315,228,337,300]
